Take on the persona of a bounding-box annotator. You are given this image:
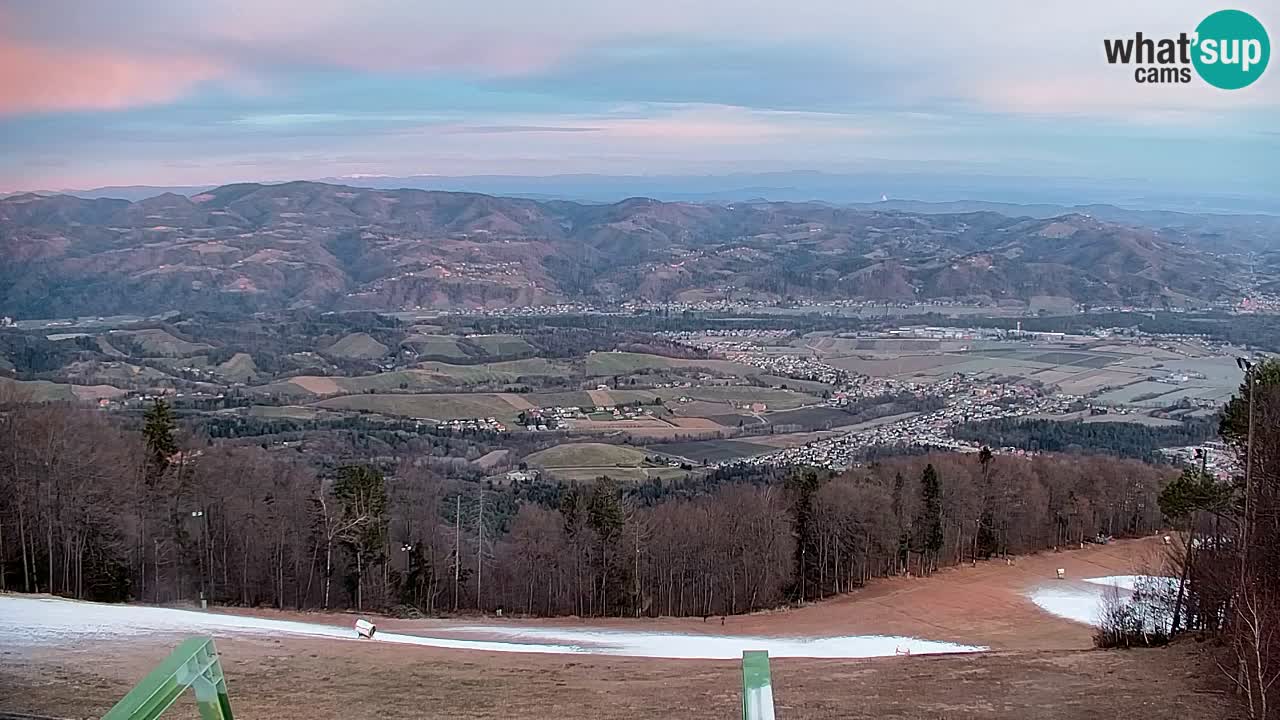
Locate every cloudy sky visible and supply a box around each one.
[0,0,1276,194]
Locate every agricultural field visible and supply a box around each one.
[244,405,333,421]
[63,360,179,387]
[666,385,819,411]
[647,438,775,463]
[312,392,529,421]
[323,332,389,360]
[255,359,574,398]
[109,328,214,357]
[813,334,1245,405]
[0,377,127,402]
[464,333,537,357]
[524,442,650,468]
[216,353,260,383]
[584,351,756,377]
[402,334,471,360]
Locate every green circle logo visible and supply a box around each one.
[1193,9,1270,89]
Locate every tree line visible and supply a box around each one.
[1154,359,1280,718]
[0,386,1173,618]
[955,415,1218,461]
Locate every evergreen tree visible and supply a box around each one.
[915,464,944,572]
[786,469,821,601]
[142,398,177,484]
[332,465,389,610]
[891,471,911,571]
[976,448,998,558]
[587,476,628,614]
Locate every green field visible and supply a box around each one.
[246,405,329,420]
[674,385,818,410]
[465,334,536,357]
[584,351,757,377]
[0,377,78,401]
[415,358,570,385]
[585,352,684,375]
[312,393,521,421]
[323,332,389,360]
[111,328,213,357]
[0,377,126,403]
[403,334,471,360]
[216,353,259,383]
[66,361,177,386]
[524,442,650,468]
[648,439,775,463]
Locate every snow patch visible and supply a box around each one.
[0,596,984,659]
[1027,574,1176,628]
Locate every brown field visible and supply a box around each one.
[565,418,676,432]
[587,388,615,406]
[619,426,726,440]
[1056,371,1144,396]
[0,537,1234,720]
[496,392,535,410]
[288,376,343,395]
[826,354,964,378]
[668,417,724,430]
[69,384,128,401]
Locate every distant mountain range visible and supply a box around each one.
[10,170,1280,217]
[0,181,1267,318]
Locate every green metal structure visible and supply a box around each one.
[741,650,776,720]
[102,637,234,720]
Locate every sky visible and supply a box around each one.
[0,0,1276,196]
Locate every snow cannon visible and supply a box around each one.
[355,618,377,640]
[1056,568,1066,580]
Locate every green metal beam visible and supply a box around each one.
[102,637,234,720]
[741,650,775,720]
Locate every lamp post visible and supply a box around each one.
[190,510,207,608]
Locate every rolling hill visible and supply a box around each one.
[0,182,1252,318]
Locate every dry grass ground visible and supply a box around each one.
[0,538,1238,720]
[1,641,1233,720]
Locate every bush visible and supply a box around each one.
[1093,582,1173,649]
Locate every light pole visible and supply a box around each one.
[190,510,207,608]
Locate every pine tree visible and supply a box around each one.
[142,399,177,484]
[332,465,388,611]
[915,464,944,573]
[588,476,627,614]
[786,469,821,602]
[891,471,910,572]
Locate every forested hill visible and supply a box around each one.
[0,181,1254,317]
[954,416,1218,460]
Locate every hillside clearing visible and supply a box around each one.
[524,442,650,468]
[323,332,388,360]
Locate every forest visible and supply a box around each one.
[1116,358,1280,718]
[954,416,1218,460]
[0,386,1172,618]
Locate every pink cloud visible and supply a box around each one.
[0,40,226,115]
